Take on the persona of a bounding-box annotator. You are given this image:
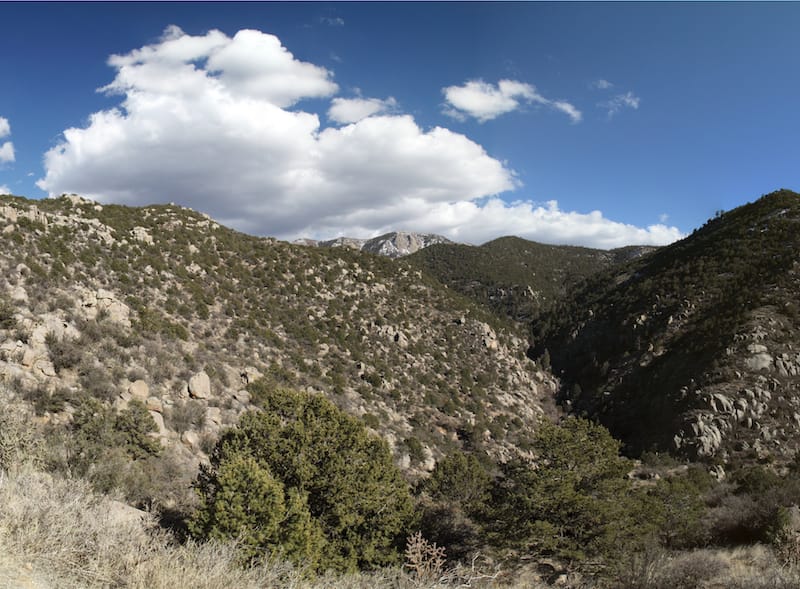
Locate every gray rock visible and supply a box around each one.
[233,389,251,405]
[188,371,211,399]
[240,366,261,385]
[299,231,453,259]
[745,352,773,372]
[205,406,222,426]
[146,396,163,413]
[106,500,147,527]
[149,410,168,437]
[9,285,27,303]
[128,380,149,401]
[181,430,201,451]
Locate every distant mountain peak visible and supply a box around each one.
[294,231,453,258]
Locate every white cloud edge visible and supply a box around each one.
[0,142,14,164]
[592,79,613,90]
[442,78,582,123]
[600,91,641,118]
[0,116,14,164]
[291,197,684,249]
[328,96,398,124]
[320,16,345,27]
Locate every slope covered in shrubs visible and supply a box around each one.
[5,190,800,585]
[0,193,555,491]
[408,236,656,322]
[533,190,800,467]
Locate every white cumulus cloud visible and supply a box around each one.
[328,96,397,124]
[442,79,581,123]
[0,116,14,164]
[319,198,684,249]
[102,26,338,108]
[0,185,10,194]
[37,27,515,238]
[37,27,679,249]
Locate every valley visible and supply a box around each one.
[2,189,800,587]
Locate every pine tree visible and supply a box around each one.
[190,383,413,572]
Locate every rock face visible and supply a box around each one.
[128,380,149,401]
[361,232,453,258]
[77,287,131,326]
[295,231,453,259]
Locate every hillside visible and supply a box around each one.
[533,189,800,469]
[407,236,656,322]
[0,194,556,495]
[6,190,800,584]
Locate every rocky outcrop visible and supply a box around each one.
[128,380,149,401]
[0,203,48,228]
[131,226,154,245]
[295,231,453,259]
[77,287,131,326]
[536,190,800,467]
[361,232,453,258]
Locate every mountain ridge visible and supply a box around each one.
[294,231,453,259]
[407,235,658,322]
[0,193,556,486]
[533,189,800,470]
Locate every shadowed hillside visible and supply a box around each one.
[407,236,656,322]
[533,189,800,469]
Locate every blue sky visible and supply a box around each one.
[1,2,799,248]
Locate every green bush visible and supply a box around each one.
[421,451,491,514]
[488,417,654,563]
[192,453,324,566]
[416,451,492,562]
[78,364,116,401]
[166,400,207,433]
[647,466,715,548]
[706,466,800,546]
[404,436,426,464]
[22,385,72,416]
[190,383,414,572]
[46,333,83,372]
[0,297,16,330]
[65,398,162,493]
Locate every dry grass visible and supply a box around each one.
[3,390,796,589]
[2,465,799,589]
[0,467,300,588]
[614,544,800,589]
[0,390,532,588]
[0,466,545,589]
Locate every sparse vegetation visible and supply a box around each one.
[534,189,800,465]
[0,297,16,330]
[2,191,800,585]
